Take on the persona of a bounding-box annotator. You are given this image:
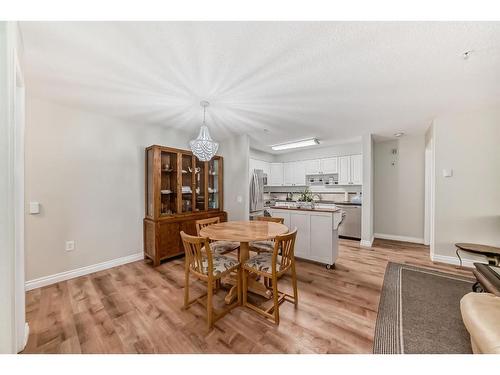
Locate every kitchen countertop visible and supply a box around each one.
[270,199,361,206]
[269,206,341,213]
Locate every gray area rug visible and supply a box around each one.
[373,262,474,354]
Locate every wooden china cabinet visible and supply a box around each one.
[143,145,226,266]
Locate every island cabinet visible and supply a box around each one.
[268,207,343,268]
[143,145,227,266]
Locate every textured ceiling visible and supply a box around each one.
[20,21,500,152]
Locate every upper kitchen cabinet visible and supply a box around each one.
[305,159,321,174]
[283,161,307,186]
[283,162,294,186]
[350,154,363,185]
[304,157,337,174]
[269,162,284,186]
[320,157,338,174]
[293,160,306,185]
[339,154,362,185]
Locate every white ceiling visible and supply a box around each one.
[20,21,500,153]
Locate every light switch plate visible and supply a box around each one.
[29,202,40,214]
[65,240,75,252]
[443,169,453,178]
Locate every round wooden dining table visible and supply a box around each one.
[199,220,288,304]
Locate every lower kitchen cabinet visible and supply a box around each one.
[269,208,342,267]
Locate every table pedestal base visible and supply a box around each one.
[224,241,272,304]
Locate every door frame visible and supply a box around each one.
[12,40,27,352]
[424,138,435,254]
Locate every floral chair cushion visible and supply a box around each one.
[203,240,240,254]
[244,253,282,274]
[194,254,240,276]
[249,240,275,253]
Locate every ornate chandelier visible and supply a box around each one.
[189,100,219,161]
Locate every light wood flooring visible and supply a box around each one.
[23,239,473,354]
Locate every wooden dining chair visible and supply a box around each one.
[195,217,240,255]
[180,231,242,330]
[249,216,285,253]
[242,228,298,325]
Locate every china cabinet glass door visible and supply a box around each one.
[181,154,194,213]
[160,151,177,216]
[208,158,220,210]
[194,158,206,211]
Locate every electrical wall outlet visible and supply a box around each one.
[65,240,76,252]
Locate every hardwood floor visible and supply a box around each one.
[23,239,473,354]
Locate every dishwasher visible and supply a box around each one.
[336,204,362,239]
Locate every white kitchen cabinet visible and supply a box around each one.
[350,154,363,185]
[338,156,351,185]
[269,208,341,267]
[293,160,306,185]
[283,162,295,186]
[269,163,284,186]
[282,161,307,186]
[309,213,337,264]
[305,159,321,175]
[289,211,310,259]
[320,157,338,174]
[338,154,362,185]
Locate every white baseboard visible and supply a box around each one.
[360,237,374,248]
[431,253,483,269]
[25,252,144,291]
[374,233,425,244]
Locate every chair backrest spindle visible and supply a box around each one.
[180,231,213,278]
[272,228,297,273]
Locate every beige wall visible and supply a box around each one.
[25,97,192,280]
[219,134,250,221]
[433,107,500,261]
[374,135,426,241]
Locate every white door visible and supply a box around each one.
[309,213,333,264]
[320,157,338,174]
[350,154,363,185]
[305,159,321,174]
[283,162,295,186]
[290,212,310,258]
[338,156,350,185]
[269,163,284,186]
[293,161,306,186]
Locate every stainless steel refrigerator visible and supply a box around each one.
[249,169,265,219]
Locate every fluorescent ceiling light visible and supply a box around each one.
[271,138,320,151]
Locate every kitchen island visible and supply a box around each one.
[268,206,343,268]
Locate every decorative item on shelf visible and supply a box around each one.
[189,100,219,162]
[208,187,217,194]
[182,186,192,194]
[195,187,200,194]
[181,169,188,174]
[161,189,172,194]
